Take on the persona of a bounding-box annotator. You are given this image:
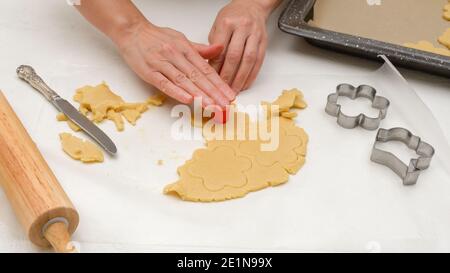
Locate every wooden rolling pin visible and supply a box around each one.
[0,91,79,253]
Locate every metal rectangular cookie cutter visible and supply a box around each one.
[370,128,435,185]
[325,84,390,130]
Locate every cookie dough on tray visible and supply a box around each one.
[403,41,450,57]
[444,2,450,20]
[438,28,450,49]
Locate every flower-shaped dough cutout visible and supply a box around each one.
[188,146,252,192]
[164,160,248,202]
[238,128,302,168]
[244,161,290,191]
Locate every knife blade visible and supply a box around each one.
[16,65,117,155]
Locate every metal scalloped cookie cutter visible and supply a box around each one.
[370,128,435,186]
[325,84,390,130]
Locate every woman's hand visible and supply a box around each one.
[76,0,235,108]
[115,21,235,107]
[208,0,281,93]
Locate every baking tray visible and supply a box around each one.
[278,0,450,78]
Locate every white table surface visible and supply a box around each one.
[0,0,449,252]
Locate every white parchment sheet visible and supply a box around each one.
[0,58,449,252]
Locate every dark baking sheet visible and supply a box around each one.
[278,0,450,78]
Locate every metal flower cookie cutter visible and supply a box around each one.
[370,128,435,186]
[325,84,390,130]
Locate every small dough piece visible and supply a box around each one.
[147,94,166,106]
[444,3,450,21]
[59,133,104,163]
[264,89,307,120]
[165,89,309,202]
[121,109,142,126]
[107,109,124,131]
[271,89,305,112]
[118,102,148,113]
[438,28,450,49]
[281,111,298,119]
[403,41,450,57]
[56,113,81,132]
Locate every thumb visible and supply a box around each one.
[191,42,224,59]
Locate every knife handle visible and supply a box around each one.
[17,65,60,101]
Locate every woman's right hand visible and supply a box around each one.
[114,20,236,108]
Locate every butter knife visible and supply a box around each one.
[17,65,117,155]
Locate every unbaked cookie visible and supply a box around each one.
[444,3,450,20]
[438,28,450,49]
[403,40,450,57]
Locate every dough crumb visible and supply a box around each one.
[157,159,164,166]
[438,28,450,49]
[403,40,450,57]
[164,89,309,202]
[59,133,104,163]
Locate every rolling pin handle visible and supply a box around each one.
[16,65,60,101]
[44,222,76,253]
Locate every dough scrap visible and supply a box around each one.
[403,40,450,57]
[58,82,165,131]
[164,89,309,202]
[59,133,104,163]
[438,28,450,49]
[56,113,81,132]
[147,94,166,106]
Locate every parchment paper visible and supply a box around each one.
[310,0,449,47]
[0,58,449,253]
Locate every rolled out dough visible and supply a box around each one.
[59,133,104,163]
[164,89,309,202]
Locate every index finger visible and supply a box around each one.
[208,27,233,72]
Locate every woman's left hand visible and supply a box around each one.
[208,0,279,93]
